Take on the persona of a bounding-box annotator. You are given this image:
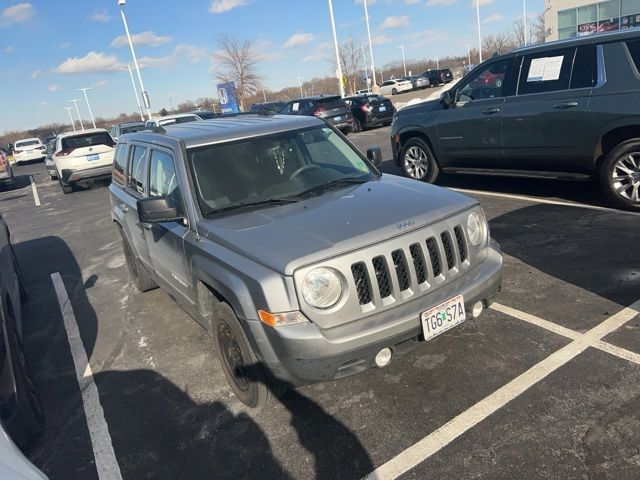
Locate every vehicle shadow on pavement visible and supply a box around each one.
[490,203,640,307]
[15,235,374,480]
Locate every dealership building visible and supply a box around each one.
[544,0,640,41]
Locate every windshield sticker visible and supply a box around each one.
[527,56,564,82]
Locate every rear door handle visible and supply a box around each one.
[554,102,578,109]
[483,108,501,115]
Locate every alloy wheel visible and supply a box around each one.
[612,153,640,204]
[404,146,430,180]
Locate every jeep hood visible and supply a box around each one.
[197,175,476,275]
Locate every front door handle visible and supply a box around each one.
[554,102,578,109]
[483,108,501,115]
[119,203,129,213]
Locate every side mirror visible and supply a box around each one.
[366,146,383,167]
[137,196,182,224]
[440,90,455,107]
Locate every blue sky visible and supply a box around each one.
[0,0,543,132]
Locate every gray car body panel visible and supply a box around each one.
[110,114,502,385]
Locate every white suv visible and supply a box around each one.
[13,138,46,165]
[53,129,115,194]
[144,113,202,129]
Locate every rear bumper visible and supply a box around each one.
[0,172,14,184]
[14,151,45,163]
[61,165,112,184]
[248,241,503,386]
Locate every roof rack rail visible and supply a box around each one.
[218,111,276,118]
[152,125,166,134]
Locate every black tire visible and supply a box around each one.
[352,118,362,133]
[400,137,440,183]
[120,229,157,292]
[3,306,44,448]
[391,88,398,95]
[600,138,640,211]
[212,302,283,409]
[383,120,393,127]
[59,178,73,194]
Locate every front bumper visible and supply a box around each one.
[61,165,112,184]
[248,241,503,386]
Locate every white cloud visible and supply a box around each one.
[174,44,209,63]
[30,69,43,79]
[137,56,173,69]
[91,9,111,22]
[404,29,446,46]
[372,34,393,45]
[405,0,421,4]
[48,84,59,92]
[301,42,331,62]
[58,41,71,48]
[111,31,172,48]
[1,3,34,26]
[471,0,494,6]
[427,0,457,5]
[379,15,410,30]
[283,32,314,48]
[483,13,504,23]
[38,101,49,106]
[55,51,124,74]
[3,45,14,53]
[91,80,108,88]
[355,0,377,4]
[209,0,247,14]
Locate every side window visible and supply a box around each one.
[149,149,184,216]
[127,145,147,196]
[570,45,597,89]
[518,47,575,95]
[112,143,127,186]
[456,58,514,103]
[626,39,640,72]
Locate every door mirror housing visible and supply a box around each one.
[440,90,455,107]
[366,146,383,167]
[137,196,182,224]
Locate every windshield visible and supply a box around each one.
[188,125,375,216]
[16,139,40,148]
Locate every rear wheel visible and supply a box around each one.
[212,302,283,409]
[352,118,363,133]
[600,139,640,211]
[391,88,398,95]
[120,230,157,292]
[401,137,439,183]
[58,178,72,194]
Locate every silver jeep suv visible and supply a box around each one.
[109,113,503,407]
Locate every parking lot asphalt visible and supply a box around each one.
[1,127,639,480]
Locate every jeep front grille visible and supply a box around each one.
[351,226,469,306]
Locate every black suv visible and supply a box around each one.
[392,30,640,211]
[344,94,395,132]
[280,95,354,134]
[422,68,453,86]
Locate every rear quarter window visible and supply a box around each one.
[626,39,640,72]
[518,47,575,95]
[112,143,128,186]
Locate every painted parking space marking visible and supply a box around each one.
[364,299,640,480]
[492,302,640,366]
[52,272,123,480]
[450,188,640,217]
[30,175,40,206]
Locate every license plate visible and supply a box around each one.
[87,154,100,161]
[379,106,387,112]
[421,294,466,341]
[334,116,342,122]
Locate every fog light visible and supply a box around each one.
[472,301,484,319]
[375,347,392,367]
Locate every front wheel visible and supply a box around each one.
[600,139,640,211]
[400,137,439,183]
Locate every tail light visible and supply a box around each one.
[360,103,372,113]
[55,148,74,157]
[313,107,326,117]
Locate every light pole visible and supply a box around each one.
[70,99,84,131]
[465,44,471,66]
[118,0,152,120]
[522,0,528,46]
[263,89,267,103]
[436,56,439,70]
[398,45,406,77]
[125,64,144,121]
[361,46,370,92]
[475,0,483,63]
[363,0,377,87]
[327,0,345,98]
[78,88,96,129]
[296,76,304,97]
[65,107,76,132]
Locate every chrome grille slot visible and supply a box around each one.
[372,256,392,298]
[409,243,427,284]
[426,237,442,277]
[391,250,410,291]
[351,262,371,305]
[454,225,467,263]
[441,231,455,270]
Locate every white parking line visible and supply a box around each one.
[30,175,40,206]
[51,273,123,480]
[450,188,640,217]
[364,299,640,480]
[492,302,640,366]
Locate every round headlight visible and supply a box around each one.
[467,211,485,246]
[302,268,343,309]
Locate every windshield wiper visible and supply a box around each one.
[206,197,299,216]
[294,177,369,198]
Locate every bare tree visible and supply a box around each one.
[213,35,264,110]
[339,39,364,96]
[531,14,547,44]
[483,32,517,58]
